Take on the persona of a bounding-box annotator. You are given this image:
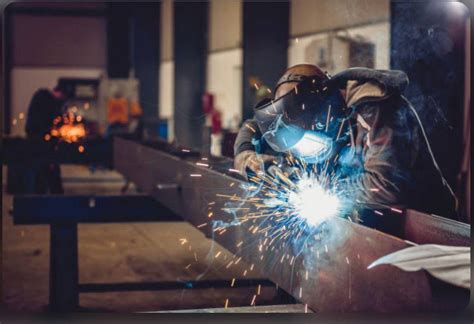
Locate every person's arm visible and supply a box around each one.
[339,107,416,209]
[234,119,278,177]
[234,119,260,156]
[341,129,404,208]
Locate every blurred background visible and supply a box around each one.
[4,1,393,148]
[3,1,470,179]
[1,0,471,313]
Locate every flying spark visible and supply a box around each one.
[250,294,257,306]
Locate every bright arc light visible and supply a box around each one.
[288,178,340,227]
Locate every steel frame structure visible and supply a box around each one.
[114,137,470,312]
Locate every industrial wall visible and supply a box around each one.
[6,0,390,139]
[158,0,390,141]
[159,0,174,140]
[290,0,389,36]
[207,0,243,131]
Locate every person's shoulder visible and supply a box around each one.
[32,88,54,99]
[332,68,409,94]
[34,88,52,94]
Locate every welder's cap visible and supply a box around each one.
[253,70,347,163]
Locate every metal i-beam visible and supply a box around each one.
[114,137,470,312]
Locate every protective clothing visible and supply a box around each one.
[25,89,64,139]
[234,67,457,218]
[253,74,347,163]
[24,88,65,194]
[234,150,279,179]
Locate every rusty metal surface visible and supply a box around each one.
[114,137,470,313]
[403,210,470,246]
[153,304,311,313]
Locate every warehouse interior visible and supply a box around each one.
[1,0,472,315]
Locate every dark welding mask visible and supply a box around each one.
[254,74,347,164]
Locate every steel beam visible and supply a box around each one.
[3,137,113,166]
[49,222,78,312]
[403,209,470,246]
[154,304,310,313]
[13,195,181,224]
[114,137,470,312]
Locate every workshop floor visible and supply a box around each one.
[2,165,286,313]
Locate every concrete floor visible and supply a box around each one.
[2,165,287,313]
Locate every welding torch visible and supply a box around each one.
[267,165,298,189]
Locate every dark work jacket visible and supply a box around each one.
[25,89,63,140]
[24,88,64,194]
[234,68,456,218]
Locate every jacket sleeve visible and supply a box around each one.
[340,105,417,209]
[233,119,262,156]
[342,129,402,208]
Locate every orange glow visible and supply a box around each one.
[78,145,85,153]
[44,134,51,141]
[50,108,87,143]
[55,124,86,143]
[84,102,90,110]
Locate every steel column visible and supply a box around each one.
[49,223,79,312]
[173,1,208,150]
[242,1,289,121]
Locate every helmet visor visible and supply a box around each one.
[254,76,345,162]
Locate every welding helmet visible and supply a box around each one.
[254,74,347,164]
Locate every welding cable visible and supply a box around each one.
[402,96,458,211]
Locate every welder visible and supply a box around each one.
[24,84,66,194]
[234,64,457,220]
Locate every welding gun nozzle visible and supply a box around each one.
[267,166,297,188]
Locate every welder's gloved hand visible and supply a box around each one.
[234,150,278,180]
[281,165,302,181]
[266,165,283,178]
